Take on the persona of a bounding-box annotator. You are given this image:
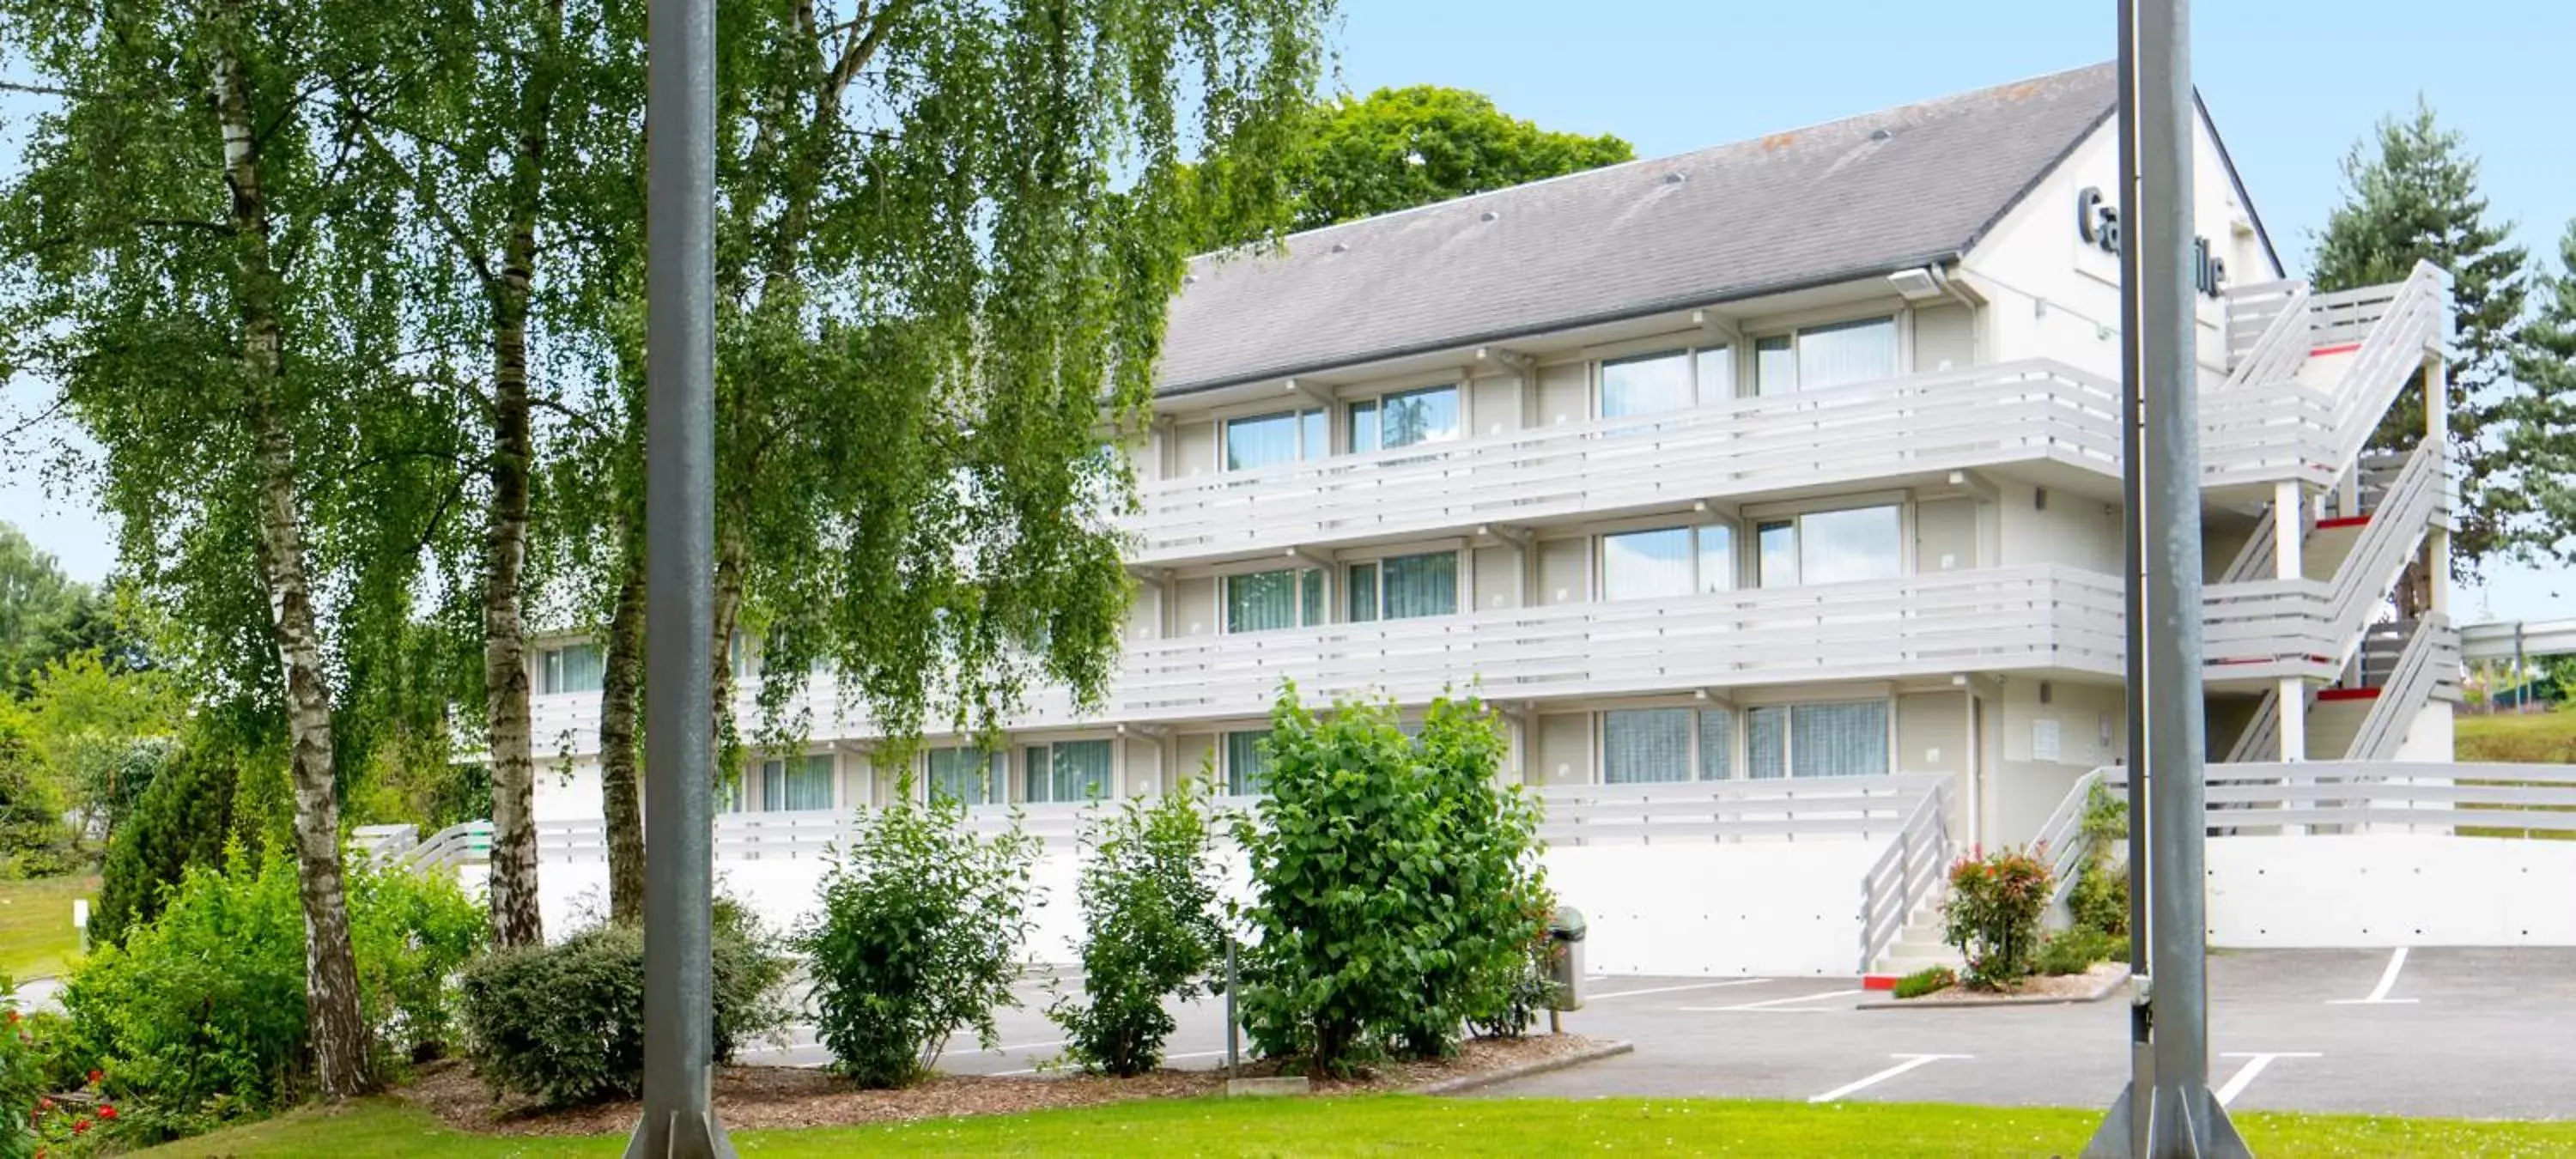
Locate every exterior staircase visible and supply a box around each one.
[1874,911,1966,975]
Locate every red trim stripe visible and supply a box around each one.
[2309,342,2362,357]
[1862,974,1899,992]
[2318,687,2382,702]
[2316,514,2372,530]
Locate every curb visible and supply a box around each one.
[1413,1039,1635,1095]
[1856,968,2126,1010]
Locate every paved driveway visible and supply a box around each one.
[1480,947,2576,1120]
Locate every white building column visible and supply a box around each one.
[2425,352,2451,618]
[2272,479,2306,762]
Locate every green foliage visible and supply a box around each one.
[0,523,101,696]
[2311,100,2531,577]
[797,795,1039,1089]
[2034,929,2123,977]
[1891,966,1956,1000]
[2070,781,2130,941]
[2507,221,2576,571]
[1233,687,1549,1074]
[0,705,73,880]
[1465,919,1561,1041]
[53,849,486,1141]
[1048,784,1224,1077]
[1285,87,1635,232]
[93,741,239,948]
[455,901,790,1107]
[1941,846,2052,991]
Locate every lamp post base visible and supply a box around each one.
[623,1107,738,1159]
[2084,1085,2252,1159]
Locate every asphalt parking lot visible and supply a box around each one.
[742,947,2576,1120]
[1485,947,2576,1120]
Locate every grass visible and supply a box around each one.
[2456,708,2576,764]
[137,1094,2576,1158]
[0,872,95,982]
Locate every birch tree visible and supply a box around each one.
[0,0,459,1095]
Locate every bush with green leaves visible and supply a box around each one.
[52,846,484,1141]
[457,898,791,1107]
[797,792,1039,1089]
[1941,846,2053,990]
[1234,686,1548,1074]
[92,741,238,948]
[1892,965,1956,1000]
[1465,916,1560,1041]
[2069,781,2130,940]
[2034,928,2123,977]
[1048,783,1224,1076]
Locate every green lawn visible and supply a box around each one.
[138,1094,2576,1158]
[2456,708,2576,764]
[0,873,94,982]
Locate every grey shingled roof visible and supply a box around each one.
[1157,62,2119,396]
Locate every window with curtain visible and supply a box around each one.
[1024,740,1113,804]
[1224,409,1323,471]
[1795,316,1897,390]
[1743,701,1892,779]
[1754,317,1898,394]
[1350,385,1459,452]
[926,747,1003,805]
[1695,346,1735,401]
[1602,707,1737,783]
[1601,350,1694,419]
[1792,701,1890,777]
[1754,505,1900,588]
[759,755,834,811]
[1224,730,1273,796]
[1601,525,1734,600]
[1380,551,1456,619]
[541,644,605,695]
[1346,561,1379,622]
[1746,705,1788,780]
[1225,567,1322,633]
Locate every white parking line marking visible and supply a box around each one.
[1681,988,1863,1013]
[2215,1052,2322,1107]
[2326,947,2419,1004]
[1588,979,1771,1001]
[1807,1053,1970,1103]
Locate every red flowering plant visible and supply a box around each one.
[2,991,114,1159]
[1938,844,2054,990]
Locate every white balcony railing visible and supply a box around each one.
[1130,360,2123,565]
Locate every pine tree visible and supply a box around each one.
[2506,221,2576,568]
[2311,100,2531,580]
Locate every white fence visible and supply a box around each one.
[428,773,1954,977]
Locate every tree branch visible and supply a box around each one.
[827,0,916,104]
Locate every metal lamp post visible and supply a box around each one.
[626,0,733,1153]
[2087,1,2250,1155]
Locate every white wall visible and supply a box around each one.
[2392,701,2456,762]
[1964,108,2282,385]
[495,835,1883,978]
[2207,834,2576,947]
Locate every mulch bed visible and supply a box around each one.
[1877,962,2126,1007]
[398,1033,1608,1137]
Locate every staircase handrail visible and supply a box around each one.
[1858,776,1953,974]
[2346,615,2458,762]
[2035,767,2111,910]
[2225,279,2315,390]
[2314,262,2450,478]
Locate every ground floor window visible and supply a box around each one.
[1024,739,1113,804]
[925,746,1005,805]
[1224,730,1273,797]
[758,754,834,812]
[1601,707,1733,782]
[1745,700,1890,779]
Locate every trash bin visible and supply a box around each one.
[1546,906,1587,1010]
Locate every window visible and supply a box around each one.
[1601,345,1734,419]
[540,644,604,695]
[1344,551,1457,622]
[1601,525,1734,600]
[759,754,834,812]
[925,747,1005,805]
[1601,707,1735,783]
[1350,385,1459,452]
[728,631,758,680]
[1753,316,1897,394]
[1754,505,1901,588]
[1224,730,1273,797]
[1746,701,1891,779]
[1024,739,1113,804]
[1224,408,1326,470]
[1225,567,1326,633]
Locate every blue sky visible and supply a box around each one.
[3,1,2571,619]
